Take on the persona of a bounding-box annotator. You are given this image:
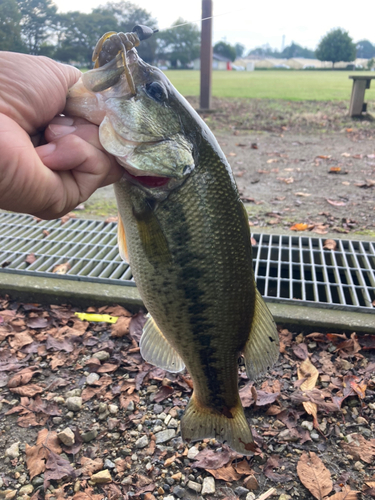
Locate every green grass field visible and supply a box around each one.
[164,70,375,101]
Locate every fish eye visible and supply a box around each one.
[146,82,167,102]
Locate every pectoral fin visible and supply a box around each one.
[117,214,129,262]
[140,315,185,373]
[243,289,279,380]
[133,206,171,265]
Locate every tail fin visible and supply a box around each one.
[180,394,256,455]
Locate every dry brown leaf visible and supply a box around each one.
[328,485,359,499]
[341,433,375,463]
[323,239,337,250]
[8,367,37,388]
[79,457,104,476]
[10,384,44,397]
[206,463,242,481]
[297,452,332,499]
[53,262,71,275]
[72,487,104,500]
[111,316,131,338]
[298,358,319,426]
[8,331,34,349]
[298,358,319,391]
[26,429,62,479]
[96,363,119,373]
[326,199,346,207]
[25,253,37,264]
[278,176,294,184]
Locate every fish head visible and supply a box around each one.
[66,47,203,199]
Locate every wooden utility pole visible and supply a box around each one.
[200,0,213,110]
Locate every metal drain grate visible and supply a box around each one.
[0,213,374,313]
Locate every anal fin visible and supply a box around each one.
[243,289,280,380]
[181,394,256,456]
[117,213,129,262]
[140,315,185,373]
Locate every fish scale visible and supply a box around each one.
[115,137,254,412]
[66,38,280,454]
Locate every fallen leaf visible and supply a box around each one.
[8,367,38,388]
[295,192,311,197]
[317,155,331,160]
[72,486,104,500]
[193,448,233,470]
[60,213,76,224]
[323,239,337,250]
[297,452,332,499]
[341,433,375,463]
[328,485,359,499]
[26,429,62,479]
[206,463,242,481]
[27,317,49,329]
[298,359,319,427]
[326,199,346,207]
[111,316,131,337]
[278,176,294,184]
[329,167,341,173]
[290,223,308,231]
[264,455,293,483]
[8,331,34,349]
[105,216,118,223]
[44,450,76,489]
[25,253,37,265]
[9,384,44,397]
[78,457,104,476]
[153,385,174,403]
[52,263,71,275]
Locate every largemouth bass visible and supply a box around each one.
[65,34,279,455]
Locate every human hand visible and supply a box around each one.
[0,52,123,219]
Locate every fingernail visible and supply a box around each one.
[49,116,75,126]
[37,142,56,157]
[48,124,76,138]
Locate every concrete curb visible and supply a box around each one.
[1,273,374,334]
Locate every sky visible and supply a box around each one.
[53,0,375,53]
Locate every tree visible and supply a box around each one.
[213,41,236,61]
[17,0,58,54]
[356,39,375,59]
[247,44,280,58]
[0,0,26,52]
[281,42,315,59]
[156,19,200,68]
[315,28,356,67]
[54,10,118,65]
[94,1,157,63]
[235,43,245,58]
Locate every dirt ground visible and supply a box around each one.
[83,98,375,238]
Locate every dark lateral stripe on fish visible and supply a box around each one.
[168,201,230,411]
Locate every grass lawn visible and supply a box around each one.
[164,70,375,101]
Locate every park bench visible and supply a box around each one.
[349,75,375,117]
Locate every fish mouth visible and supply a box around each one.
[123,169,171,188]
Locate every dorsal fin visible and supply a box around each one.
[140,315,185,373]
[243,289,280,380]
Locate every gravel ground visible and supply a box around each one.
[0,299,374,500]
